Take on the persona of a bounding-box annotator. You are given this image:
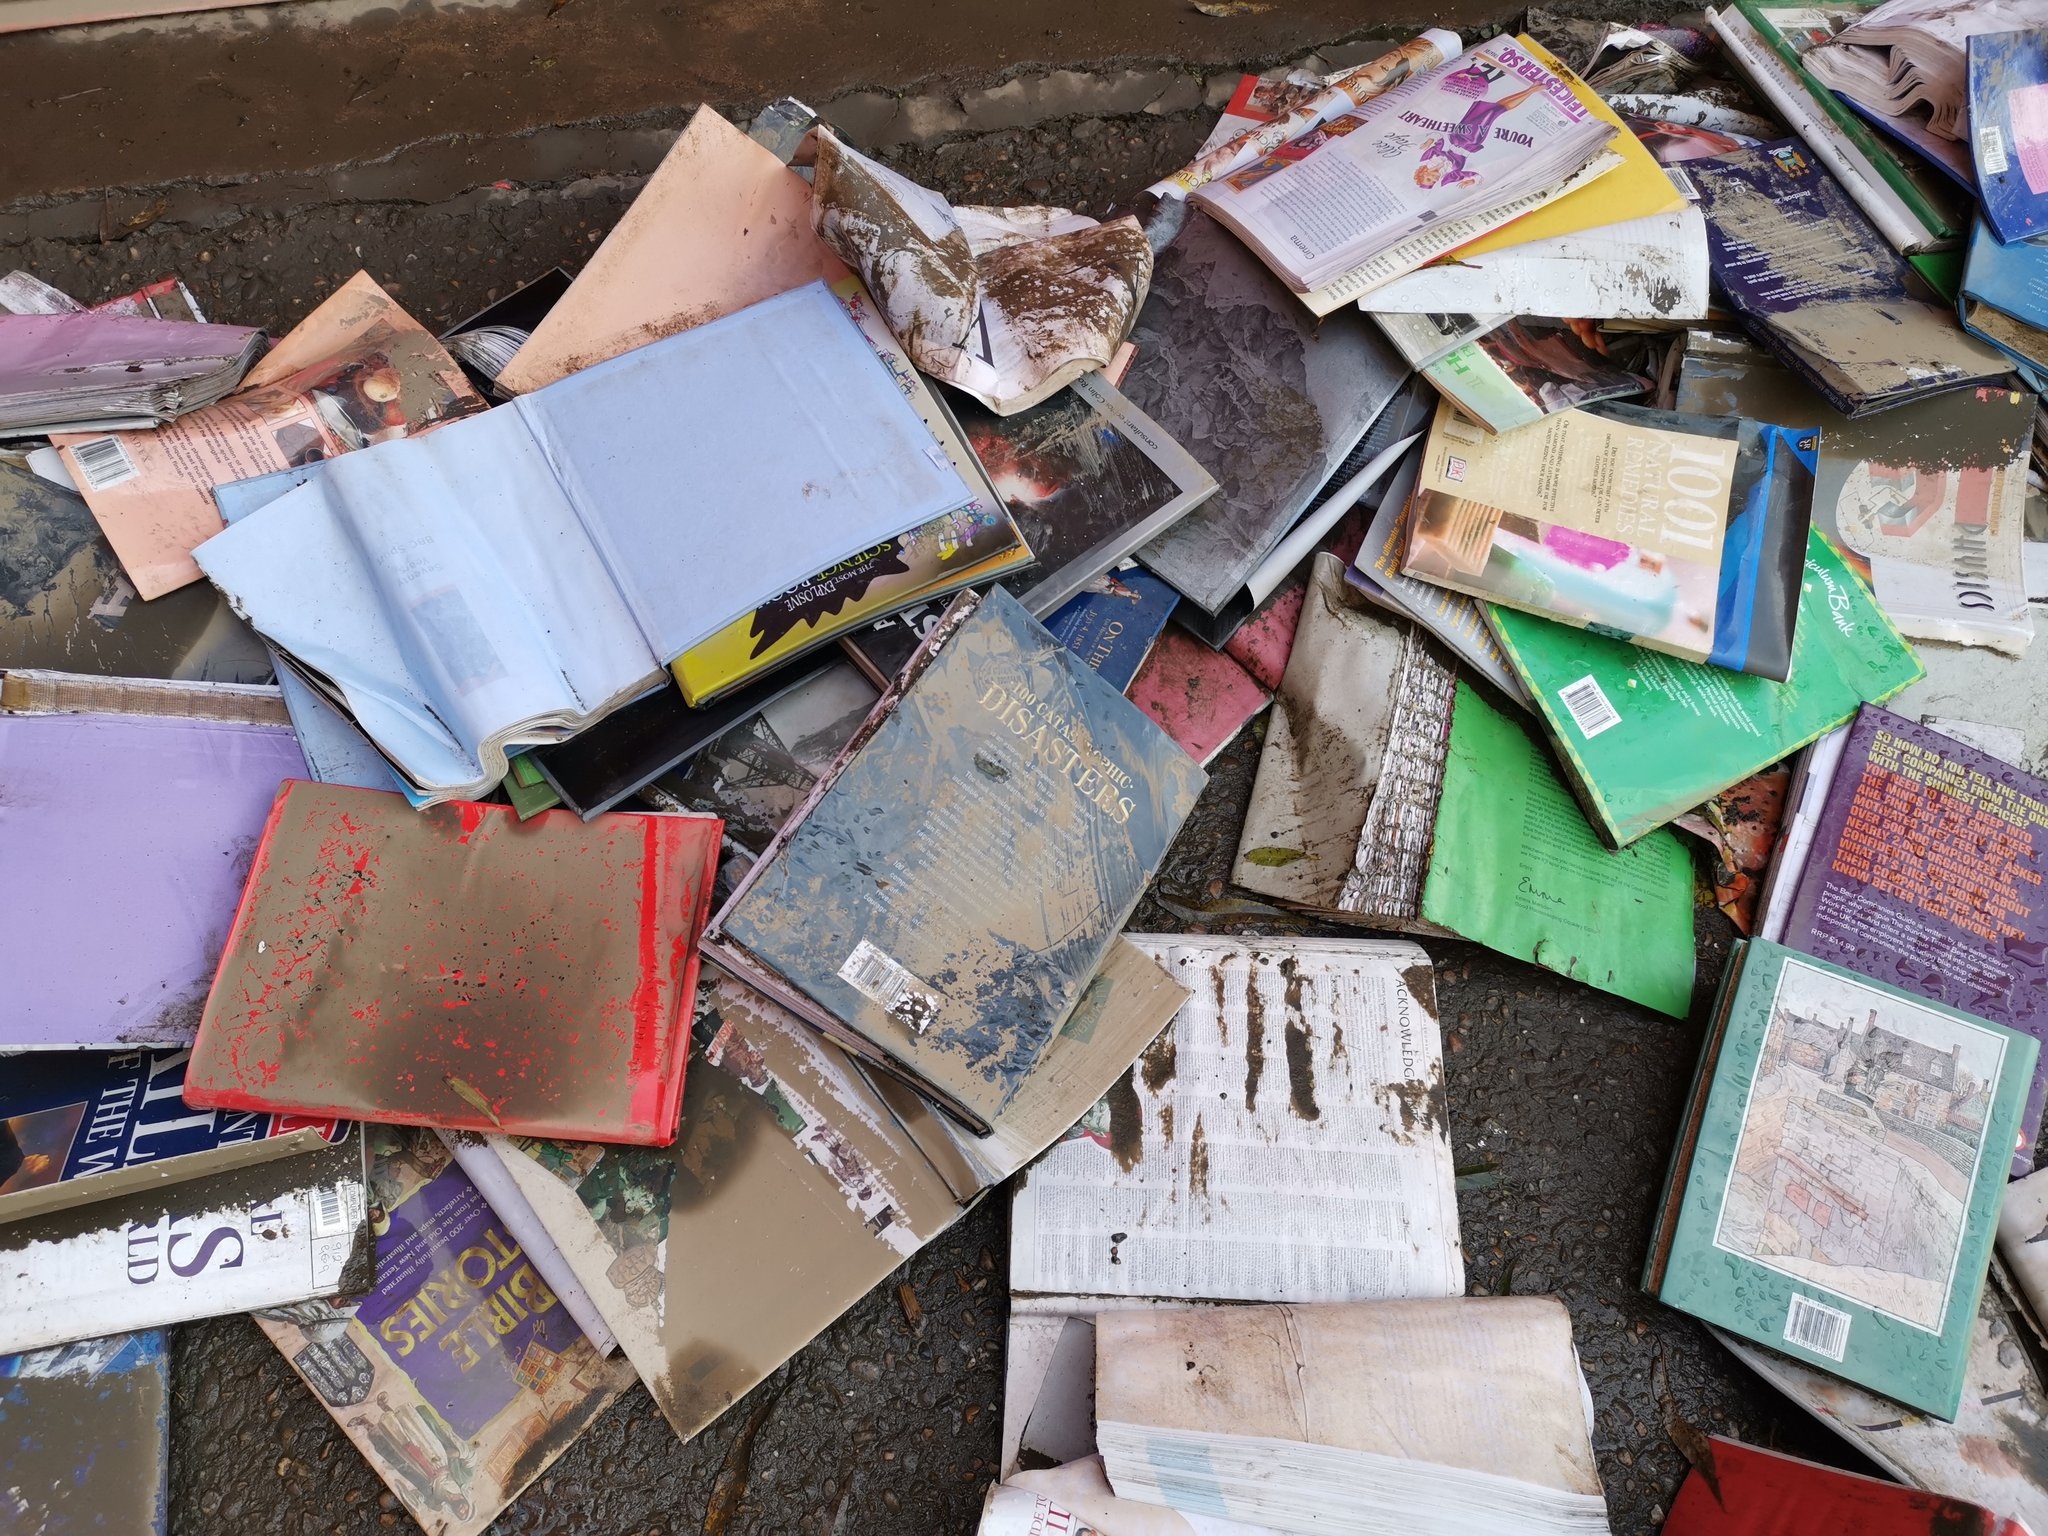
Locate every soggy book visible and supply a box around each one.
[1665,1435,2028,1536]
[949,368,1218,619]
[1038,567,1180,693]
[0,1079,370,1354]
[254,1127,636,1536]
[1688,141,2006,417]
[0,311,263,437]
[1781,707,2048,1175]
[1960,218,2048,382]
[667,274,1031,706]
[54,272,486,600]
[1420,318,1649,436]
[702,587,1205,1133]
[1232,558,1696,1016]
[1122,207,1409,621]
[1970,29,2048,244]
[0,710,305,1050]
[194,281,980,804]
[184,783,722,1144]
[486,969,965,1446]
[1488,528,1925,847]
[1403,399,1812,680]
[0,1332,169,1536]
[1673,328,2037,656]
[1188,39,1619,295]
[1646,939,2037,1419]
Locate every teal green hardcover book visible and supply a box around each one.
[1487,528,1922,847]
[1646,939,2037,1420]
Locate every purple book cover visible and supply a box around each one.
[0,711,306,1050]
[1783,705,2048,1174]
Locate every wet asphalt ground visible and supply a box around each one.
[2,85,1886,1536]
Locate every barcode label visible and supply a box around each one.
[309,1182,350,1238]
[1981,124,2011,176]
[70,436,138,491]
[1666,164,1700,201]
[838,939,941,1035]
[1783,1294,1851,1361]
[1558,675,1621,739]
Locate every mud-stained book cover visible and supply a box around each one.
[487,970,961,1446]
[1649,940,2037,1419]
[707,587,1205,1130]
[255,1127,635,1536]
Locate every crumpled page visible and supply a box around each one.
[810,128,1152,415]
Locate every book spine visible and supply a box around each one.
[1644,942,1748,1293]
[1724,0,1957,244]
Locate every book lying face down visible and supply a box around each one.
[703,586,1206,1133]
[182,783,722,1143]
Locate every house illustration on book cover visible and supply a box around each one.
[1715,960,2002,1334]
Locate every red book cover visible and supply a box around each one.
[1666,1435,2029,1536]
[184,782,721,1144]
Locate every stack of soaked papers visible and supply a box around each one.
[0,313,264,436]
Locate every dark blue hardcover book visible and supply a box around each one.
[1040,567,1181,693]
[1690,141,2011,416]
[1969,29,2048,244]
[704,585,1205,1131]
[0,1331,169,1535]
[0,1049,343,1195]
[1961,217,2048,387]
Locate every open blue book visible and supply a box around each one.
[195,282,975,803]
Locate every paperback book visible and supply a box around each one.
[702,587,1205,1132]
[1037,567,1180,693]
[0,1332,169,1535]
[1487,527,1925,847]
[1689,140,2006,416]
[1403,399,1812,680]
[1646,939,2037,1419]
[1673,328,2037,656]
[1665,1435,2028,1536]
[1780,706,2048,1174]
[1420,318,1649,435]
[255,1127,636,1536]
[1960,218,2048,383]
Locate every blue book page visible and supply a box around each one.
[718,587,1205,1123]
[524,281,975,661]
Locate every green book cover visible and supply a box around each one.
[503,752,562,820]
[1488,528,1923,848]
[1422,680,1695,1018]
[1646,940,2037,1419]
[1732,0,1966,244]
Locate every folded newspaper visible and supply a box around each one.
[1189,40,1619,295]
[810,129,1152,415]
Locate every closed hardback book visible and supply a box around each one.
[254,1127,636,1536]
[1488,528,1924,847]
[1665,1435,2028,1535]
[1969,30,2048,245]
[702,587,1205,1132]
[1038,568,1180,693]
[1646,939,2038,1420]
[0,710,307,1051]
[184,784,722,1144]
[1690,142,2007,416]
[1404,398,1811,679]
[1782,706,2048,1175]
[1,1332,169,1536]
[1961,218,2048,381]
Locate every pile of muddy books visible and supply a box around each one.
[11,12,2048,1535]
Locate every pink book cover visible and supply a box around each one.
[1222,579,1306,692]
[1127,627,1271,767]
